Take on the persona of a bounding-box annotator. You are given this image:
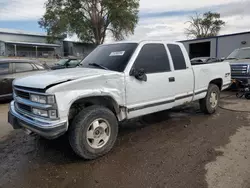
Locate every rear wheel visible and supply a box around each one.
[69,105,118,159]
[199,84,220,114]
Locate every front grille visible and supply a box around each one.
[230,64,248,76]
[16,103,32,113]
[15,89,30,99]
[13,86,57,119]
[14,86,45,93]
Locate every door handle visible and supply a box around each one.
[169,77,175,82]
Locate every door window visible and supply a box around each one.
[0,63,9,75]
[133,44,171,73]
[15,63,34,73]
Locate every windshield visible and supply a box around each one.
[56,59,68,65]
[67,60,81,66]
[227,48,250,60]
[80,43,138,72]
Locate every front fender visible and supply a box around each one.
[45,72,126,120]
[55,89,124,120]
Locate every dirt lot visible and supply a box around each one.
[1,93,250,188]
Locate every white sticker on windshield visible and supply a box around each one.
[109,51,125,56]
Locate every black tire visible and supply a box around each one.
[245,93,250,99]
[199,84,220,114]
[69,105,118,159]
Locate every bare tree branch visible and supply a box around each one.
[185,11,225,39]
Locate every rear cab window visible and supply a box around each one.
[0,63,10,75]
[167,44,187,70]
[133,43,171,74]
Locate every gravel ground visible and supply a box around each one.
[1,93,250,188]
[0,102,12,139]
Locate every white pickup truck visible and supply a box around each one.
[8,41,231,159]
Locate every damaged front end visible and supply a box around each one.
[8,81,71,139]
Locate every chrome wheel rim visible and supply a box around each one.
[86,118,111,149]
[210,92,218,108]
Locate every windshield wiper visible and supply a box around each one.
[242,57,250,59]
[88,63,109,70]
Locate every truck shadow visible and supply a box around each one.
[1,102,245,188]
[30,103,205,164]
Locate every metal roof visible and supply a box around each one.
[1,40,61,47]
[0,28,47,37]
[179,31,250,43]
[0,28,65,39]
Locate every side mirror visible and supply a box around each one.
[130,68,147,82]
[220,57,225,61]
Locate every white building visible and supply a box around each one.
[0,28,64,58]
[179,31,250,59]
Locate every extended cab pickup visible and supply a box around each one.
[8,41,231,159]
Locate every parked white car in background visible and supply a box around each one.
[8,41,231,159]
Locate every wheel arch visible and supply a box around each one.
[68,95,121,121]
[209,78,223,90]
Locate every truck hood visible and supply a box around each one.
[228,59,250,65]
[14,68,117,89]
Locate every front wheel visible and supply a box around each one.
[69,105,118,159]
[199,84,220,114]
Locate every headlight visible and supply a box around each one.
[30,95,47,104]
[32,108,48,117]
[30,94,55,104]
[32,108,58,119]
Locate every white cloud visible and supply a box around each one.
[0,0,45,21]
[139,0,240,13]
[0,0,249,43]
[127,0,250,42]
[221,15,250,34]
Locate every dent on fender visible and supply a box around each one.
[48,72,126,119]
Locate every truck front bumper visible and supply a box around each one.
[8,101,68,139]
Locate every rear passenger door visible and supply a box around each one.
[167,44,194,106]
[125,43,175,119]
[0,63,14,97]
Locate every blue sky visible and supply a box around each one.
[0,0,249,41]
[0,21,42,32]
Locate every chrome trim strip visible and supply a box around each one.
[10,101,66,129]
[15,96,53,109]
[128,89,207,112]
[15,102,59,121]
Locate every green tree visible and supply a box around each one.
[185,11,225,39]
[39,0,139,44]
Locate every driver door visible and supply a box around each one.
[125,43,175,119]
